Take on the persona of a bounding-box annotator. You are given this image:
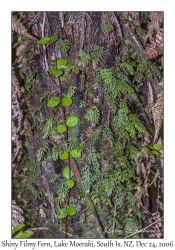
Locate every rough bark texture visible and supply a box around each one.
[12,12,163,239]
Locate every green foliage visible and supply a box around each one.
[102,125,114,147]
[59,39,70,55]
[63,166,74,179]
[87,129,101,142]
[87,149,101,181]
[14,230,34,239]
[66,116,79,128]
[68,136,79,151]
[79,101,87,108]
[118,59,136,76]
[85,106,100,127]
[12,224,26,236]
[67,86,77,98]
[56,124,67,133]
[24,71,37,92]
[61,97,72,107]
[100,68,138,112]
[70,149,82,158]
[80,51,91,67]
[51,69,64,76]
[85,87,96,98]
[57,58,68,67]
[91,46,105,64]
[40,91,50,102]
[36,146,48,162]
[81,164,93,193]
[51,146,63,161]
[41,115,56,138]
[59,151,69,160]
[37,37,50,46]
[55,182,69,205]
[47,97,60,108]
[102,22,114,33]
[50,174,57,183]
[50,34,59,44]
[66,179,75,188]
[113,100,149,139]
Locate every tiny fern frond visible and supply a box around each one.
[85,106,100,127]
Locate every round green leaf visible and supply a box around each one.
[37,37,50,46]
[151,150,160,155]
[51,69,64,76]
[68,206,76,217]
[152,143,162,151]
[66,179,75,188]
[59,151,69,160]
[142,147,151,154]
[62,97,73,107]
[47,97,60,108]
[70,149,81,158]
[56,124,67,133]
[50,34,59,44]
[14,230,34,239]
[66,116,79,128]
[57,59,68,67]
[57,208,68,219]
[63,166,74,179]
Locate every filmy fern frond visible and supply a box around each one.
[36,146,48,162]
[80,51,91,67]
[92,46,105,64]
[85,106,100,127]
[41,115,55,138]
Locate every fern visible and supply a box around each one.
[79,101,87,108]
[85,106,100,127]
[100,69,138,112]
[81,164,93,193]
[66,86,77,98]
[40,91,50,102]
[80,51,91,67]
[68,137,79,151]
[36,146,48,162]
[102,22,114,34]
[87,130,100,142]
[55,182,69,206]
[118,59,136,76]
[85,87,96,98]
[87,149,101,181]
[41,115,55,138]
[91,46,105,64]
[102,125,114,147]
[51,146,63,161]
[24,71,37,92]
[59,39,70,55]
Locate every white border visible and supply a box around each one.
[0,0,175,248]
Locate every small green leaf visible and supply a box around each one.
[66,116,79,127]
[66,179,75,188]
[59,151,69,160]
[47,97,60,108]
[57,208,68,219]
[51,69,64,76]
[14,230,34,239]
[63,166,74,179]
[57,59,68,67]
[12,224,26,236]
[152,143,162,151]
[67,206,76,216]
[62,97,73,107]
[151,150,160,155]
[37,37,50,46]
[70,149,81,158]
[56,124,67,133]
[142,147,151,154]
[50,34,59,44]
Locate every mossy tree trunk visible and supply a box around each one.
[12,11,163,238]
